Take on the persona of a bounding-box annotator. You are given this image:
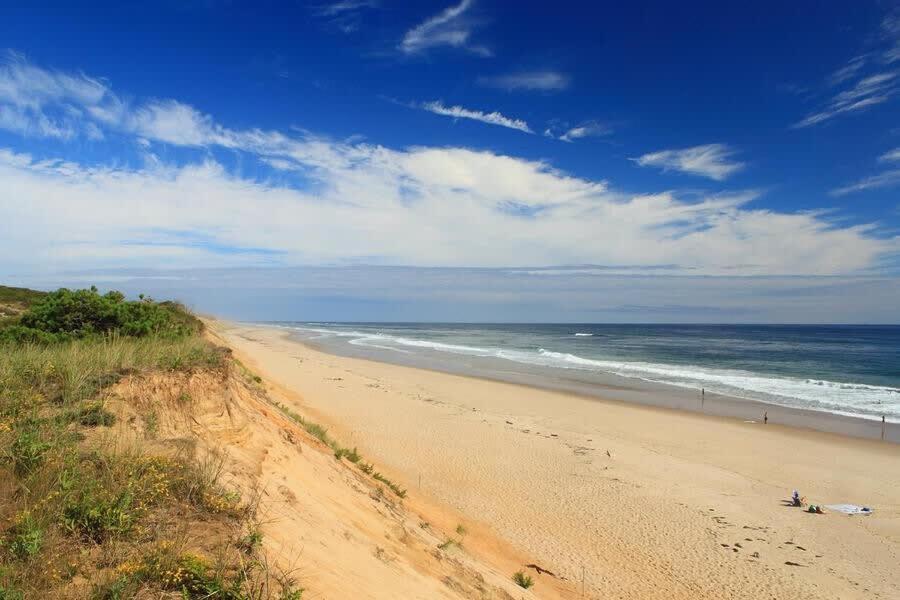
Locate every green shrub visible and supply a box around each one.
[0,584,25,600]
[7,426,52,477]
[238,528,264,555]
[4,513,43,560]
[512,571,534,589]
[372,472,406,499]
[0,287,201,343]
[343,446,361,463]
[62,486,136,543]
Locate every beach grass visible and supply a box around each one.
[0,287,303,598]
[513,571,534,589]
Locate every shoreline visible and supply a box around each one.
[217,321,900,600]
[280,324,900,443]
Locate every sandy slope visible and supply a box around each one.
[103,331,556,599]
[215,322,900,600]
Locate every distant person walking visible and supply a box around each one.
[764,411,768,425]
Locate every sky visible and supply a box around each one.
[1,1,899,323]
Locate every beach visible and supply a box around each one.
[217,321,900,599]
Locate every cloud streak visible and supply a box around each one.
[632,144,745,181]
[794,12,900,128]
[831,146,900,196]
[477,70,570,91]
[419,100,532,133]
[793,72,897,128]
[557,121,611,142]
[311,0,378,33]
[399,0,489,56]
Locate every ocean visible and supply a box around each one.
[267,323,900,423]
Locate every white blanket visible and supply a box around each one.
[824,504,873,515]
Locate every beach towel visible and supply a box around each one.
[824,504,873,515]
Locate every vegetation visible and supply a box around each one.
[512,571,534,589]
[0,285,47,328]
[436,523,467,552]
[0,286,202,344]
[372,471,407,499]
[0,287,302,598]
[271,402,408,499]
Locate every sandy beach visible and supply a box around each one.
[217,321,900,599]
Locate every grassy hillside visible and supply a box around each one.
[0,286,47,325]
[0,288,303,599]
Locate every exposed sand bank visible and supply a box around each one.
[112,323,556,599]
[216,321,900,599]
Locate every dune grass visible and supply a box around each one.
[0,288,302,598]
[512,570,534,589]
[271,401,407,499]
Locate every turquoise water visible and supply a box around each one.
[272,323,900,422]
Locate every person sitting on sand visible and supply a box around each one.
[791,490,805,507]
[807,504,826,514]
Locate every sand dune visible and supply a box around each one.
[216,321,900,599]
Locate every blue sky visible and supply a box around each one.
[1,1,899,322]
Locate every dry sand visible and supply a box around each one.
[105,327,551,600]
[217,322,900,599]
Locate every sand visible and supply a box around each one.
[108,328,550,600]
[216,321,900,599]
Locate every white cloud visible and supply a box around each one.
[879,147,900,162]
[0,57,897,280]
[128,100,229,146]
[1,145,895,277]
[419,100,532,133]
[399,0,490,56]
[831,169,900,196]
[312,0,378,33]
[0,51,112,140]
[830,146,900,196]
[828,55,871,86]
[632,144,745,181]
[477,70,570,91]
[313,1,377,17]
[558,121,612,142]
[794,72,896,128]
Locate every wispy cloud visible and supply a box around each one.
[880,147,900,162]
[793,71,897,128]
[419,100,531,133]
[828,55,871,86]
[311,0,378,33]
[313,0,377,17]
[477,70,570,92]
[831,169,900,196]
[883,10,900,64]
[399,0,490,56]
[831,147,900,196]
[632,144,745,181]
[0,50,110,140]
[0,55,897,279]
[794,10,900,128]
[557,121,612,142]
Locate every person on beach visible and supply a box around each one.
[764,411,768,425]
[791,490,806,507]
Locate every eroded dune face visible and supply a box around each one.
[103,361,549,600]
